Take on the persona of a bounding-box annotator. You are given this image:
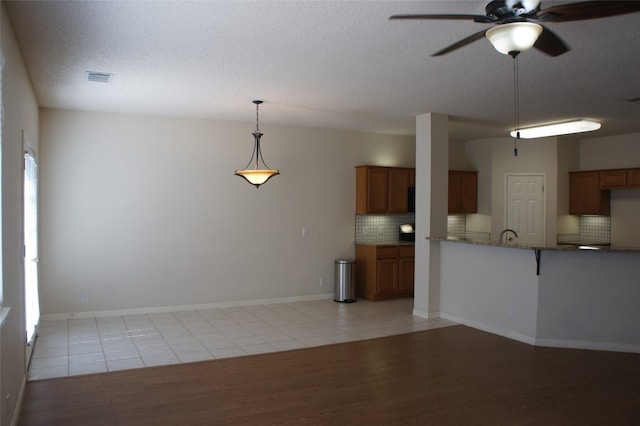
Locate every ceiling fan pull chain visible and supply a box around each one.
[511,51,520,157]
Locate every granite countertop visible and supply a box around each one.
[427,236,640,254]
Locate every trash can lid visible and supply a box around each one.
[335,259,355,264]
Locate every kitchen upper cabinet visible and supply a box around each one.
[355,244,414,301]
[356,166,413,214]
[357,166,388,214]
[448,170,477,214]
[600,169,640,189]
[629,169,640,188]
[388,168,411,213]
[569,171,610,216]
[599,170,627,188]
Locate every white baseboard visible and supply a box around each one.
[412,308,439,319]
[535,338,640,354]
[437,312,640,353]
[11,376,27,426]
[438,312,536,345]
[41,293,335,321]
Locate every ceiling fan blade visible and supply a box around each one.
[533,26,570,57]
[536,1,640,22]
[389,14,494,24]
[432,29,488,57]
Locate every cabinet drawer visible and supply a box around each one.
[399,246,415,257]
[377,247,399,259]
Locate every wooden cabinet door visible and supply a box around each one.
[376,258,398,296]
[397,246,415,295]
[449,171,477,214]
[448,171,461,213]
[600,170,627,188]
[366,167,388,214]
[388,168,410,213]
[569,171,610,215]
[460,172,478,213]
[629,169,640,188]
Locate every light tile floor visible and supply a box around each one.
[28,298,455,380]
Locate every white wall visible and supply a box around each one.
[1,4,40,424]
[39,109,415,316]
[463,138,492,233]
[536,250,640,352]
[439,242,539,344]
[579,132,640,170]
[439,241,640,352]
[579,132,640,246]
[414,113,448,318]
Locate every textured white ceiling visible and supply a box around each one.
[4,1,640,140]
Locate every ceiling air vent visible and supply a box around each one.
[86,71,113,83]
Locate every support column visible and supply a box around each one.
[413,113,448,318]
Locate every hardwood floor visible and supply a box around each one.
[18,325,640,425]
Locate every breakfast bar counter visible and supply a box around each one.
[426,236,640,253]
[427,236,640,353]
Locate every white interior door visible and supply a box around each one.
[24,142,40,366]
[505,173,546,246]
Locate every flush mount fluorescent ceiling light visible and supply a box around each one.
[510,119,601,139]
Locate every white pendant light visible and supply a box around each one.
[510,119,601,139]
[486,22,543,55]
[235,100,280,188]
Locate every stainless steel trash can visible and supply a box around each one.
[334,259,356,303]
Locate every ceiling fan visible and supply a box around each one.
[390,1,640,57]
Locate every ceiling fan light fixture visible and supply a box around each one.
[486,22,543,55]
[510,119,601,139]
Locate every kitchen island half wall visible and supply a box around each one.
[434,239,640,353]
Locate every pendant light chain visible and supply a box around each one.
[253,100,274,171]
[255,101,261,133]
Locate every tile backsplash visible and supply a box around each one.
[447,214,491,241]
[447,215,466,238]
[557,215,611,245]
[355,213,491,244]
[355,214,415,244]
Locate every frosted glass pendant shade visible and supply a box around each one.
[235,168,280,188]
[486,22,543,55]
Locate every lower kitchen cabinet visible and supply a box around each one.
[355,244,414,301]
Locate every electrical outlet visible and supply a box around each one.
[319,278,325,288]
[82,292,89,303]
[509,307,516,319]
